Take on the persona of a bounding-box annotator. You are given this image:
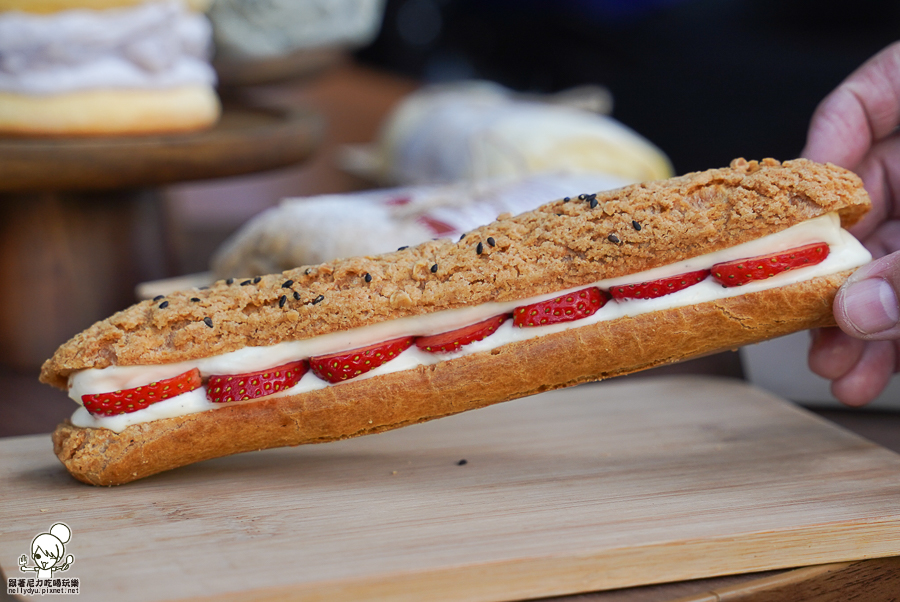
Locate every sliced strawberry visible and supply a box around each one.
[712,242,830,287]
[310,336,415,383]
[513,287,610,327]
[206,360,308,403]
[82,368,202,416]
[416,314,508,353]
[609,269,710,301]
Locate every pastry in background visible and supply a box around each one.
[0,0,220,135]
[211,172,631,278]
[340,81,673,185]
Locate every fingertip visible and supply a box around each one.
[830,340,896,406]
[808,327,866,380]
[831,382,875,408]
[836,277,900,337]
[836,251,900,339]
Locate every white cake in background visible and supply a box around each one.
[0,0,220,135]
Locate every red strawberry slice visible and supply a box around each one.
[609,269,710,300]
[513,287,610,327]
[712,242,830,287]
[82,368,202,416]
[416,314,508,353]
[310,336,415,383]
[206,360,308,403]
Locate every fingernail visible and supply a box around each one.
[842,278,900,334]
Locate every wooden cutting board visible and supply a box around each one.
[2,376,899,601]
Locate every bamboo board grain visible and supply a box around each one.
[2,376,900,602]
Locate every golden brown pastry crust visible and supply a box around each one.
[40,158,870,388]
[0,0,211,14]
[0,86,220,136]
[52,270,850,486]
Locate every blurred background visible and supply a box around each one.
[359,0,899,173]
[173,0,900,271]
[3,0,900,437]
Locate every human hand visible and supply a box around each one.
[802,41,900,406]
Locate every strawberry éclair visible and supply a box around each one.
[82,242,830,416]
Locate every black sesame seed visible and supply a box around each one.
[398,246,408,251]
[153,295,164,301]
[293,291,301,300]
[608,234,620,243]
[632,220,642,231]
[203,317,213,328]
[563,196,570,202]
[487,237,496,247]
[226,278,234,285]
[279,295,287,308]
[312,294,324,305]
[305,268,312,275]
[590,198,598,209]
[190,297,200,302]
[158,301,169,309]
[459,233,466,240]
[476,242,484,255]
[364,273,372,283]
[457,459,468,466]
[282,280,293,288]
[586,193,596,201]
[253,276,261,284]
[240,280,251,286]
[431,263,438,273]
[578,194,586,200]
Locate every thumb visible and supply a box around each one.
[835,250,900,339]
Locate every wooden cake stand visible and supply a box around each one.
[0,106,323,369]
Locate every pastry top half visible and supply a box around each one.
[40,158,871,389]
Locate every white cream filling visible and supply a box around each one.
[0,2,215,95]
[69,213,871,432]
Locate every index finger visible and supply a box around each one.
[802,41,900,169]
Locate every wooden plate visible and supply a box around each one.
[0,106,324,193]
[214,47,346,87]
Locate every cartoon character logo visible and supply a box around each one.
[18,523,74,580]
